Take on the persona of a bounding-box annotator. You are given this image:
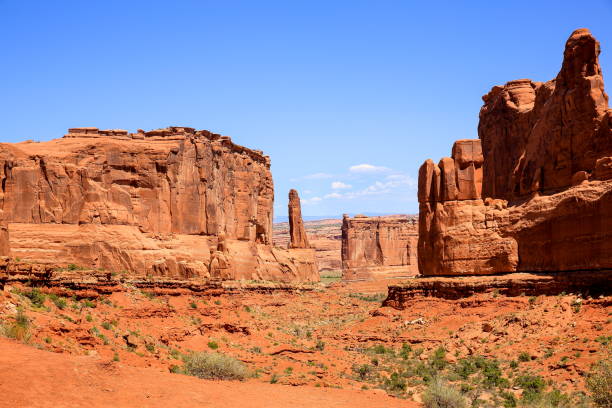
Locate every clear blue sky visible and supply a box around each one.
[1,1,611,217]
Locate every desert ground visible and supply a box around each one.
[1,276,609,407]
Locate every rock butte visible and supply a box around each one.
[0,127,317,283]
[341,214,418,280]
[416,28,611,278]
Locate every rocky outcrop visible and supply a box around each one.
[384,271,612,306]
[0,127,318,282]
[417,29,612,276]
[341,214,418,280]
[0,222,9,257]
[288,189,309,249]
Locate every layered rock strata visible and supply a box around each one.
[341,214,418,280]
[0,127,318,282]
[417,29,612,277]
[384,271,612,306]
[288,189,310,249]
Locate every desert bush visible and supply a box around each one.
[23,288,46,308]
[586,355,612,407]
[49,294,67,310]
[182,352,249,380]
[430,347,447,370]
[515,374,545,403]
[1,309,31,342]
[422,378,466,408]
[518,352,531,362]
[383,371,407,392]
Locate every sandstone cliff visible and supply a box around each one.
[341,214,418,280]
[417,29,612,276]
[0,127,318,282]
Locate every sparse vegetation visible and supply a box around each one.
[182,352,249,380]
[0,309,31,342]
[348,293,386,302]
[586,354,612,408]
[422,378,466,408]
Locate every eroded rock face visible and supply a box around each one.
[288,189,309,249]
[0,127,318,282]
[417,140,518,276]
[479,28,611,200]
[341,214,418,280]
[418,29,612,276]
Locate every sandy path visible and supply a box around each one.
[0,338,418,408]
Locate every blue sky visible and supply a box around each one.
[1,1,611,217]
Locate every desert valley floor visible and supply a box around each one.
[1,276,610,407]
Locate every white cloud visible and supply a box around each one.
[324,173,416,201]
[349,164,390,173]
[289,172,333,182]
[331,181,352,189]
[303,172,333,180]
[301,196,322,205]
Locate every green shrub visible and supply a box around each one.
[182,352,249,380]
[515,374,545,403]
[24,288,46,308]
[500,391,517,407]
[586,355,612,407]
[52,296,67,310]
[455,357,478,379]
[355,364,371,380]
[430,347,447,370]
[384,371,407,392]
[102,321,112,330]
[190,302,197,309]
[518,352,531,362]
[315,340,325,351]
[82,299,96,308]
[207,341,219,350]
[422,378,467,408]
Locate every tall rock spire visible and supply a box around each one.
[288,189,309,249]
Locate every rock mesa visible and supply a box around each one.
[0,127,318,282]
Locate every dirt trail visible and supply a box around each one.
[0,338,417,408]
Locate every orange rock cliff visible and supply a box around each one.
[341,214,418,280]
[0,127,318,282]
[417,28,612,276]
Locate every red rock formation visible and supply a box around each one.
[479,28,611,200]
[288,189,309,249]
[341,214,418,280]
[0,127,318,282]
[417,29,612,277]
[0,222,9,257]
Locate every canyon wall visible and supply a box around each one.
[0,127,318,282]
[341,214,418,280]
[417,29,612,276]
